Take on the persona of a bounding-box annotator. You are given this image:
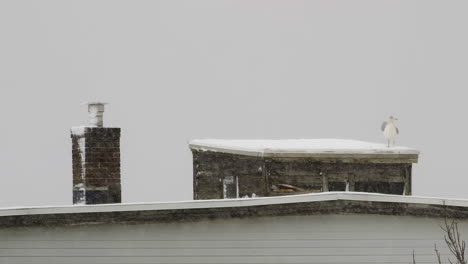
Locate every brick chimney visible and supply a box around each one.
[71,102,121,205]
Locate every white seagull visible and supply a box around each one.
[381,116,399,147]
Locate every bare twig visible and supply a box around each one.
[410,250,416,264]
[441,218,467,264]
[412,214,466,264]
[435,244,442,264]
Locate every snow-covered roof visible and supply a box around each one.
[189,139,419,160]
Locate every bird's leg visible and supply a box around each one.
[387,139,390,148]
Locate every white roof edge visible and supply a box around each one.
[0,192,463,217]
[190,144,265,157]
[189,139,420,157]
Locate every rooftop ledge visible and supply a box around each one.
[0,192,465,217]
[189,139,420,162]
[2,192,468,229]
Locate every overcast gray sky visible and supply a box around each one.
[1,0,467,207]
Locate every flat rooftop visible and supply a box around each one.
[189,139,419,161]
[1,192,466,228]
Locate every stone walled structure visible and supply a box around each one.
[71,103,121,204]
[190,139,419,200]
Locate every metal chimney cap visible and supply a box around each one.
[81,101,108,127]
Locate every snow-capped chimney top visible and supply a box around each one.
[84,102,107,127]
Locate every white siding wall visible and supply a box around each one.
[0,214,464,264]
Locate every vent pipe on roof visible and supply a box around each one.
[85,102,106,127]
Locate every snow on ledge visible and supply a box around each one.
[189,139,419,157]
[0,192,465,217]
[71,126,119,136]
[71,126,88,136]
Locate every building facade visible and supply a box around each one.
[2,110,444,264]
[190,139,419,199]
[0,193,466,264]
